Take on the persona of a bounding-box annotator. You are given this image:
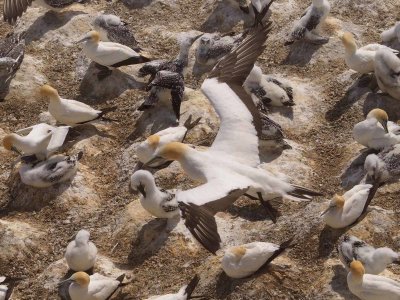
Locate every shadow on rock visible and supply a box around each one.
[24,11,86,44]
[363,92,400,121]
[282,41,324,66]
[121,0,153,9]
[318,225,347,258]
[330,264,356,299]
[79,63,145,102]
[268,106,294,120]
[227,200,281,223]
[192,61,214,78]
[340,149,376,189]
[325,75,373,122]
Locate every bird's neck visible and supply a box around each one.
[175,42,191,69]
[345,43,357,55]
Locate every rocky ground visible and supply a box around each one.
[1,0,400,299]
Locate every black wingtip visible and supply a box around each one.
[289,185,323,199]
[179,202,221,254]
[185,274,200,298]
[115,274,125,284]
[255,237,294,274]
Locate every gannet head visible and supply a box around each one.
[230,246,247,260]
[350,260,365,278]
[367,108,389,133]
[146,135,161,149]
[40,84,59,101]
[77,31,100,44]
[130,170,155,197]
[75,229,90,244]
[320,194,345,216]
[157,142,189,161]
[340,32,357,52]
[199,36,212,50]
[2,134,16,151]
[58,271,90,288]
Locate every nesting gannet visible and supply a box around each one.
[381,22,400,43]
[338,235,400,275]
[2,123,69,161]
[145,23,322,224]
[260,114,292,150]
[250,0,274,27]
[374,49,400,100]
[321,184,379,228]
[3,0,84,24]
[59,272,126,300]
[353,109,400,150]
[138,31,201,84]
[92,14,140,51]
[65,229,97,272]
[145,275,200,300]
[19,152,82,188]
[347,260,400,300]
[77,31,152,80]
[286,0,330,45]
[130,170,221,254]
[244,65,294,108]
[0,277,18,300]
[364,144,400,184]
[222,238,293,278]
[141,71,185,120]
[0,33,24,100]
[40,85,116,126]
[340,32,399,74]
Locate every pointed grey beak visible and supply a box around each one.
[380,120,389,134]
[142,156,164,168]
[320,204,335,217]
[11,146,22,155]
[75,37,89,44]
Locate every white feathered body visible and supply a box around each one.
[381,22,400,43]
[375,49,400,100]
[69,273,120,300]
[65,230,97,272]
[145,286,188,300]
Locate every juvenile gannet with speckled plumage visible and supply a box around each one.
[321,184,378,228]
[2,123,69,161]
[286,0,330,45]
[338,235,400,275]
[59,272,126,300]
[145,275,200,300]
[77,31,152,80]
[65,229,97,272]
[364,144,400,184]
[244,65,294,107]
[145,23,322,225]
[222,239,293,278]
[340,32,398,74]
[353,109,400,150]
[40,85,116,126]
[347,260,400,300]
[19,152,82,188]
[381,22,400,43]
[259,114,292,150]
[374,49,400,100]
[92,14,140,51]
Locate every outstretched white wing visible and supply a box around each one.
[47,126,70,154]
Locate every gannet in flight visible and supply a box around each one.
[0,33,24,100]
[340,32,399,74]
[347,260,400,300]
[65,229,97,272]
[222,238,293,278]
[338,235,400,275]
[77,31,152,80]
[2,123,70,162]
[321,184,379,228]
[244,65,294,108]
[40,85,116,126]
[145,22,322,224]
[374,49,400,101]
[286,0,330,45]
[59,272,126,300]
[381,22,400,43]
[353,109,400,150]
[92,14,141,51]
[364,144,400,184]
[3,0,84,24]
[144,275,200,300]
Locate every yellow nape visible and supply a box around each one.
[2,134,15,150]
[147,135,160,148]
[89,30,100,43]
[158,142,188,161]
[40,84,59,99]
[71,272,90,287]
[231,246,247,258]
[368,108,388,122]
[350,260,365,277]
[333,194,345,208]
[340,32,356,50]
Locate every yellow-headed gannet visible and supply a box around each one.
[144,275,200,300]
[374,49,400,100]
[65,229,97,272]
[338,235,400,275]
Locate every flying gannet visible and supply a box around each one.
[144,275,200,300]
[364,144,400,184]
[353,108,400,150]
[347,260,400,300]
[340,32,399,74]
[381,22,400,43]
[222,238,293,278]
[77,31,152,80]
[338,235,400,275]
[374,49,400,101]
[65,229,98,272]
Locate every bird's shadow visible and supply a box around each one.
[282,41,324,66]
[325,74,374,122]
[120,0,153,9]
[192,61,214,78]
[62,124,116,149]
[23,10,86,44]
[79,63,145,102]
[268,106,294,120]
[363,92,400,121]
[227,200,280,223]
[317,225,347,258]
[330,265,357,299]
